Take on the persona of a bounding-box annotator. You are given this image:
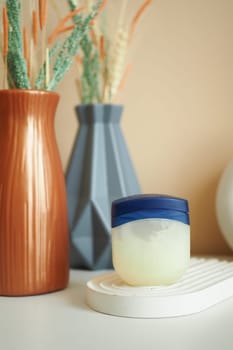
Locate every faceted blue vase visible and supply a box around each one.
[66,104,140,270]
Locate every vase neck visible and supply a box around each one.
[0,90,59,123]
[76,104,123,124]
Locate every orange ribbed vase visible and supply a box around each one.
[0,90,69,296]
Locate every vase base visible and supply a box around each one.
[0,283,69,297]
[0,273,69,297]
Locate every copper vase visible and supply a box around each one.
[0,90,69,296]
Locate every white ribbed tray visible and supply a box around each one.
[86,257,233,318]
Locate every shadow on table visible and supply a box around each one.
[54,270,103,311]
[63,281,91,310]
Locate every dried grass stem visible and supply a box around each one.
[32,10,38,45]
[3,7,8,57]
[23,26,30,74]
[129,0,152,42]
[39,0,49,30]
[48,7,84,44]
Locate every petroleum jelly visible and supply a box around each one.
[111,195,190,286]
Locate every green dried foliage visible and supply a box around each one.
[35,42,61,90]
[70,1,153,104]
[68,0,102,103]
[3,0,104,91]
[6,0,30,88]
[47,2,102,91]
[68,0,79,11]
[81,36,101,103]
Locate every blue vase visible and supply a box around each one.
[66,104,141,270]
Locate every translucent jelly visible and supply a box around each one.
[111,195,190,286]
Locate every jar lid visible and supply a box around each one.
[111,194,189,227]
[112,194,189,216]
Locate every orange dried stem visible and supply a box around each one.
[48,7,84,45]
[39,0,43,29]
[90,29,98,46]
[76,78,83,101]
[99,35,105,60]
[32,10,38,45]
[49,24,75,44]
[129,0,152,42]
[2,7,8,57]
[57,24,75,35]
[90,0,107,25]
[118,63,132,91]
[39,0,48,31]
[98,0,108,13]
[76,54,83,65]
[23,27,29,61]
[23,26,30,74]
[113,64,132,103]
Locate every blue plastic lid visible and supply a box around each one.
[111,194,189,227]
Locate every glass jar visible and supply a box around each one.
[111,194,190,286]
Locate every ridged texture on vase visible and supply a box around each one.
[66,104,140,270]
[0,90,69,296]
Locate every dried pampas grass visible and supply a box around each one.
[72,0,153,104]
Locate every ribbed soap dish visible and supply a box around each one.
[86,257,233,318]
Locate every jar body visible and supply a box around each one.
[112,218,190,286]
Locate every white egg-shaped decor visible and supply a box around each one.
[216,160,233,250]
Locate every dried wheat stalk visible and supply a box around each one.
[73,0,153,103]
[104,28,129,102]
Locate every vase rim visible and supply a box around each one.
[77,103,123,108]
[0,89,59,98]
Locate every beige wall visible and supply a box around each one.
[54,0,233,255]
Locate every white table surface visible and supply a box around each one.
[1,269,233,350]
